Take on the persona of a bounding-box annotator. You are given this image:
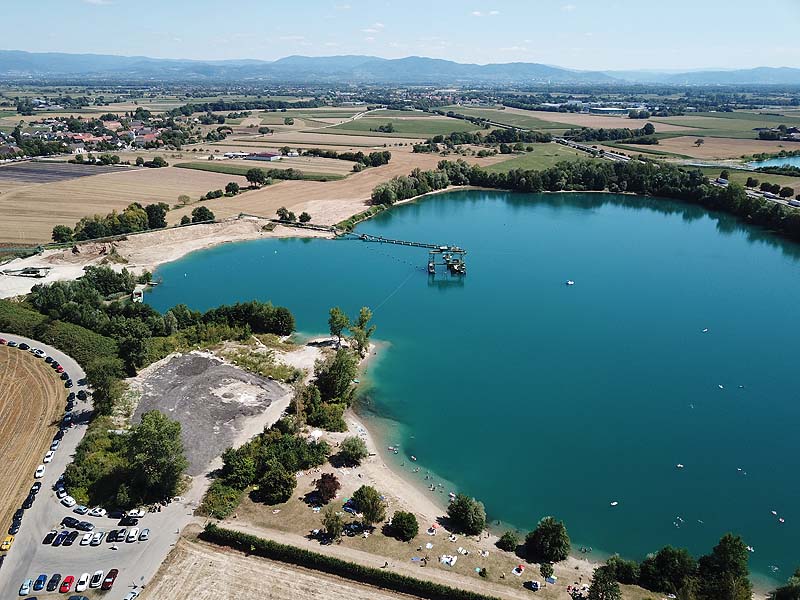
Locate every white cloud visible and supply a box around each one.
[489,10,500,15]
[335,3,351,9]
[361,22,385,34]
[562,4,576,11]
[279,35,306,42]
[364,36,375,42]
[83,0,112,5]
[471,10,499,17]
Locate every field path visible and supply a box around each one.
[0,344,63,535]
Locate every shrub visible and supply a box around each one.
[321,505,344,541]
[338,436,368,466]
[198,480,244,518]
[253,461,296,504]
[447,494,486,535]
[525,516,571,563]
[497,530,519,552]
[391,511,419,541]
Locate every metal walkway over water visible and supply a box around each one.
[349,233,467,275]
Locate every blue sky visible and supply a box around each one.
[3,0,799,70]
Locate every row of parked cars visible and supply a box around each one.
[19,568,119,595]
[46,521,150,546]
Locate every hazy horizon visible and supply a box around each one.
[2,0,798,72]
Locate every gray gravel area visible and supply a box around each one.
[132,353,289,475]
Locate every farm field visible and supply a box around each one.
[652,112,800,139]
[0,345,64,539]
[221,130,424,147]
[485,143,591,173]
[654,135,799,159]
[175,158,349,181]
[696,166,800,191]
[323,116,478,137]
[0,161,127,183]
[440,105,574,130]
[0,166,248,243]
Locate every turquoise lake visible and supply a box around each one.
[147,191,800,582]
[749,155,800,168]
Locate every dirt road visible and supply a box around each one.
[0,344,64,536]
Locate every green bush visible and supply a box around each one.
[0,299,47,336]
[497,530,519,552]
[201,524,502,600]
[391,511,419,541]
[197,480,244,518]
[447,494,486,535]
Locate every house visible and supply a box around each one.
[69,143,87,155]
[246,152,281,162]
[286,150,299,157]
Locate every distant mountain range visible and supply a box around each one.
[1,50,798,85]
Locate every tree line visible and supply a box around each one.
[302,148,391,168]
[563,123,656,142]
[167,98,323,117]
[52,201,170,243]
[414,128,552,153]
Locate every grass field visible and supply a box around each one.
[0,345,64,539]
[696,166,800,191]
[324,116,478,138]
[175,161,347,181]
[654,136,798,159]
[485,144,590,173]
[651,112,800,139]
[440,106,573,130]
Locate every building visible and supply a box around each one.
[246,152,282,162]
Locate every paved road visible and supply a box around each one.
[0,333,206,599]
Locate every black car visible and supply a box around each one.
[51,360,59,369]
[18,342,30,350]
[43,530,57,544]
[60,372,69,381]
[46,573,62,591]
[61,516,80,528]
[30,481,41,495]
[119,515,139,526]
[77,378,87,386]
[77,389,87,401]
[63,530,80,546]
[13,508,24,521]
[62,414,73,427]
[66,402,75,412]
[65,380,73,388]
[52,530,69,546]
[77,521,95,532]
[22,494,35,509]
[7,521,20,535]
[45,356,54,363]
[53,429,65,441]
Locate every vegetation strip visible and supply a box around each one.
[200,524,503,600]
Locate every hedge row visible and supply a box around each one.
[0,300,119,366]
[200,524,502,600]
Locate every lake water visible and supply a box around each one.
[749,155,800,168]
[147,191,800,583]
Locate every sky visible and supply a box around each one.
[2,0,799,71]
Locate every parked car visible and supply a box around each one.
[122,590,140,600]
[90,530,105,546]
[44,450,55,463]
[42,529,57,544]
[101,569,118,590]
[18,342,30,351]
[52,530,69,546]
[32,348,46,358]
[88,507,107,517]
[79,533,92,546]
[63,530,80,546]
[139,528,150,541]
[65,379,73,388]
[77,521,95,532]
[30,481,41,495]
[33,574,47,591]
[53,429,64,441]
[34,464,46,478]
[56,487,68,499]
[120,515,139,526]
[61,496,76,508]
[0,338,6,344]
[73,505,89,515]
[50,439,60,451]
[89,570,103,588]
[77,389,87,400]
[45,355,54,363]
[60,372,70,381]
[75,572,90,592]
[18,578,32,596]
[7,521,20,535]
[61,516,80,528]
[116,528,127,542]
[1,535,13,551]
[46,573,62,591]
[56,365,64,373]
[22,493,35,509]
[66,402,75,412]
[126,527,140,542]
[13,508,24,521]
[60,574,75,593]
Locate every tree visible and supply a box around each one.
[780,186,795,198]
[52,225,74,243]
[642,123,656,136]
[315,472,341,503]
[338,435,368,466]
[299,211,311,223]
[745,177,759,188]
[447,494,486,535]
[588,566,622,600]
[220,448,256,489]
[84,356,126,415]
[225,181,240,195]
[321,505,344,541]
[605,555,640,585]
[639,545,697,594]
[313,348,358,403]
[328,306,350,345]
[277,206,291,221]
[350,306,376,358]
[497,530,519,552]
[540,562,554,580]
[258,126,271,134]
[352,485,385,527]
[391,511,419,541]
[720,170,730,180]
[697,534,752,600]
[178,194,191,206]
[773,567,800,600]
[191,206,215,223]
[245,168,268,187]
[694,139,705,147]
[284,118,294,125]
[525,516,571,563]
[180,215,191,225]
[135,156,144,166]
[144,202,169,229]
[254,460,296,504]
[127,410,188,502]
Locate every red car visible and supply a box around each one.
[59,575,74,593]
[56,365,64,373]
[0,338,6,344]
[101,568,118,590]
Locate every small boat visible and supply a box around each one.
[779,518,785,524]
[718,384,724,389]
[676,464,684,469]
[410,455,417,462]
[702,328,709,333]
[610,501,619,507]
[747,546,755,553]
[771,510,778,516]
[427,261,436,274]
[565,280,575,286]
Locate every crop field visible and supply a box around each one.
[654,135,798,159]
[651,112,800,139]
[485,144,591,173]
[0,161,126,184]
[323,116,478,137]
[175,159,348,181]
[220,130,425,147]
[696,166,800,191]
[0,346,64,538]
[0,166,248,243]
[440,105,573,130]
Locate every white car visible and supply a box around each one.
[127,508,146,518]
[75,572,90,592]
[55,487,68,499]
[73,505,89,515]
[139,528,150,541]
[90,530,105,545]
[50,440,60,451]
[89,570,104,588]
[61,495,76,507]
[44,450,55,463]
[34,464,46,478]
[88,507,107,517]
[127,527,140,542]
[32,348,46,358]
[123,590,141,600]
[19,579,32,596]
[80,532,92,545]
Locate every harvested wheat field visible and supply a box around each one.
[655,136,799,159]
[0,346,63,535]
[505,108,697,133]
[0,166,248,243]
[141,535,421,600]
